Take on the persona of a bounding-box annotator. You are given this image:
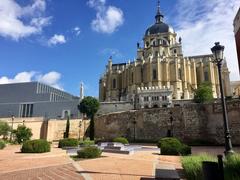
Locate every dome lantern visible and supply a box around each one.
[155,0,164,24]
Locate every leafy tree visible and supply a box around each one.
[64,115,70,138]
[0,121,10,140]
[194,82,214,103]
[78,96,100,140]
[13,125,33,144]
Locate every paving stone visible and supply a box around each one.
[155,163,180,180]
[0,164,84,180]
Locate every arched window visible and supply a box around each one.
[153,41,156,46]
[141,67,144,82]
[155,51,159,57]
[153,69,157,80]
[174,49,177,54]
[146,41,149,48]
[113,78,116,89]
[178,68,182,80]
[132,72,134,83]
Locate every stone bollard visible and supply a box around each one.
[202,154,225,180]
[202,161,219,180]
[217,154,224,180]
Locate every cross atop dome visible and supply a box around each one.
[155,0,164,24]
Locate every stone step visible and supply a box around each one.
[104,146,123,150]
[99,142,124,147]
[102,149,134,155]
[155,163,180,180]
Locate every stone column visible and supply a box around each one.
[157,59,162,88]
[182,58,189,99]
[148,59,152,87]
[165,61,170,88]
[173,58,180,99]
[208,60,217,98]
[199,61,204,83]
[191,60,197,89]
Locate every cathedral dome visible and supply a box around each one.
[145,0,174,36]
[145,23,174,36]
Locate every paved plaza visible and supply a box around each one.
[0,144,239,180]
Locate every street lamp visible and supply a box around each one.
[211,42,234,155]
[79,120,82,140]
[168,111,174,137]
[132,120,137,142]
[10,115,14,142]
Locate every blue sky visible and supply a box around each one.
[0,0,239,97]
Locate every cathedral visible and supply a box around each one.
[99,2,231,108]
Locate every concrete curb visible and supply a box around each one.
[70,158,92,180]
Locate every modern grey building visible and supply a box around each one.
[0,82,80,119]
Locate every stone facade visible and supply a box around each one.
[98,101,134,115]
[95,100,240,145]
[234,7,240,73]
[1,117,90,141]
[99,3,231,106]
[136,86,172,109]
[231,81,240,97]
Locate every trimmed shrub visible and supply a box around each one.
[157,137,181,148]
[157,137,192,156]
[180,144,192,156]
[79,139,95,147]
[181,154,217,180]
[158,138,182,155]
[21,139,50,153]
[113,137,129,144]
[58,138,79,148]
[77,146,102,159]
[0,140,6,150]
[224,154,240,180]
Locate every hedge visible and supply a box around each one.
[157,137,191,156]
[77,146,102,159]
[113,137,129,144]
[79,139,95,147]
[21,139,50,153]
[58,138,79,148]
[0,140,6,150]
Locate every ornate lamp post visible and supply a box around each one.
[132,120,137,142]
[211,42,234,155]
[10,115,14,142]
[79,120,82,140]
[169,111,174,137]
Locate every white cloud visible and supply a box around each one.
[0,71,63,90]
[0,0,51,40]
[87,0,124,34]
[48,34,66,46]
[0,71,35,84]
[36,71,63,89]
[73,26,81,36]
[173,0,240,81]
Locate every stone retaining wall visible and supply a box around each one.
[1,117,90,141]
[95,100,240,145]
